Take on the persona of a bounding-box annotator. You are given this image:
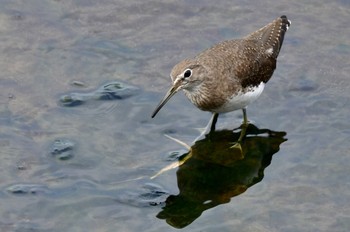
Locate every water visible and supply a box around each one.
[0,0,349,231]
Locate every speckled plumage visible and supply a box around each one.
[152,16,290,124]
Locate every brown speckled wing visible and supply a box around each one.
[240,16,291,88]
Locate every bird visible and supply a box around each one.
[151,15,291,146]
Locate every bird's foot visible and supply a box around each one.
[229,141,244,159]
[230,141,242,150]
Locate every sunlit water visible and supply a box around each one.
[0,0,349,231]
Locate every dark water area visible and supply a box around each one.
[0,0,349,231]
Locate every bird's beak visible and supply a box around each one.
[151,81,182,118]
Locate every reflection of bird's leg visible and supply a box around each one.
[231,108,249,150]
[192,113,219,144]
[238,108,249,143]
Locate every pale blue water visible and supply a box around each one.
[0,0,350,231]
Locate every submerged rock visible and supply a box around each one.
[94,82,139,100]
[6,184,50,195]
[116,183,168,207]
[59,94,84,107]
[50,138,75,160]
[59,81,139,107]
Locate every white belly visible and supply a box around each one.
[213,82,265,113]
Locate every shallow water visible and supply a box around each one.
[0,0,350,231]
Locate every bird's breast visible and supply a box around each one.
[211,82,265,113]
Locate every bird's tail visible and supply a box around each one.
[246,15,291,58]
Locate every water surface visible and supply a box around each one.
[0,0,350,231]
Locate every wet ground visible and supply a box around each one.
[0,0,350,231]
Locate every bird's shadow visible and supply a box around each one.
[156,124,287,228]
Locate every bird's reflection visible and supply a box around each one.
[156,124,287,228]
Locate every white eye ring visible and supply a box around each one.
[183,69,192,78]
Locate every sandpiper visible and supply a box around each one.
[152,16,291,145]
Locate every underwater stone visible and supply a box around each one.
[116,183,168,207]
[59,94,84,107]
[6,184,49,195]
[50,138,75,160]
[94,81,139,100]
[59,81,139,107]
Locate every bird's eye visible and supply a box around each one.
[183,69,192,78]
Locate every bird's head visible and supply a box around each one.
[151,59,206,118]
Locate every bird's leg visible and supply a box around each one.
[210,113,219,133]
[192,113,219,144]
